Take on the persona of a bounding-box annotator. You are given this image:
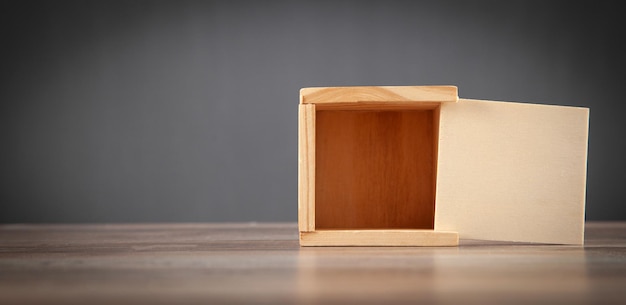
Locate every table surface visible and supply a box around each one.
[1,222,625,305]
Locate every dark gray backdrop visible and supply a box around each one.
[1,0,624,222]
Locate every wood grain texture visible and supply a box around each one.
[314,102,442,111]
[298,104,315,232]
[300,86,458,104]
[315,110,436,230]
[435,99,589,245]
[300,229,458,246]
[0,222,625,305]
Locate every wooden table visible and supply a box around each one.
[1,222,625,304]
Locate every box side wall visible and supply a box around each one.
[298,104,315,232]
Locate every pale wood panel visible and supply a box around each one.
[298,104,315,232]
[300,86,458,104]
[435,99,589,245]
[300,230,458,246]
[315,110,436,230]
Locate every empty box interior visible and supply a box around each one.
[315,106,439,230]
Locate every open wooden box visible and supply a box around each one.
[299,86,589,246]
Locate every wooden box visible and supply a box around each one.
[298,86,589,246]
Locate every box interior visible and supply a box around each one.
[315,107,439,230]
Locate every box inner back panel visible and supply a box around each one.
[315,110,436,229]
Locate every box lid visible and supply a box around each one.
[434,98,589,245]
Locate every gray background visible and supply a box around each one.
[1,0,624,223]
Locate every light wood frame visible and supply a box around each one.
[298,86,460,246]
